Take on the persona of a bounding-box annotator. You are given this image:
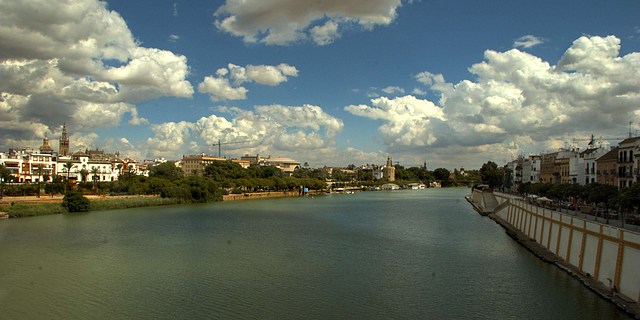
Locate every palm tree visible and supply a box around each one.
[80,169,89,183]
[90,167,99,194]
[63,161,75,193]
[36,165,43,198]
[63,162,74,181]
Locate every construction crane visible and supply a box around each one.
[212,139,250,158]
[572,134,624,149]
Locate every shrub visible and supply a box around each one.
[62,190,90,212]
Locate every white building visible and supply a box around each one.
[0,148,57,183]
[618,136,640,188]
[581,147,609,185]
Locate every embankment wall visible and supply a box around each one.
[222,190,322,201]
[493,193,640,304]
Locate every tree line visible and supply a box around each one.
[477,160,640,211]
[0,161,484,202]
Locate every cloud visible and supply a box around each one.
[198,76,248,101]
[310,20,341,46]
[214,0,403,45]
[146,104,344,160]
[412,88,426,96]
[198,63,298,101]
[169,34,180,42]
[348,35,640,168]
[381,86,405,95]
[513,35,544,49]
[0,0,193,145]
[345,95,445,148]
[146,121,196,157]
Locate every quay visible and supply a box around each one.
[467,189,640,319]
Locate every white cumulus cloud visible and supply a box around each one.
[198,63,298,101]
[198,77,248,101]
[146,104,344,160]
[348,35,640,168]
[0,0,193,147]
[214,0,403,45]
[345,95,445,148]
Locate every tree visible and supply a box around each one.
[480,161,503,188]
[79,169,89,183]
[36,165,44,198]
[90,167,100,194]
[356,168,375,181]
[407,166,431,182]
[394,165,417,181]
[502,168,512,192]
[433,168,450,184]
[205,161,246,181]
[63,162,74,182]
[614,182,640,210]
[150,162,183,180]
[0,164,11,199]
[62,190,90,212]
[584,183,619,207]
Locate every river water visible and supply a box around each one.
[0,188,631,319]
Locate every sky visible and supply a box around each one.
[1,0,639,170]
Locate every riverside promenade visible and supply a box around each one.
[467,189,640,319]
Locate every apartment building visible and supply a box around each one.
[581,147,609,185]
[596,147,618,186]
[617,137,640,188]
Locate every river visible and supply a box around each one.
[0,188,631,319]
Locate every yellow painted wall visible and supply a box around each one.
[494,196,640,303]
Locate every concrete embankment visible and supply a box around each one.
[466,189,640,319]
[223,190,323,201]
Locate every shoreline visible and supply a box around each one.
[0,194,174,218]
[222,190,324,201]
[0,191,326,218]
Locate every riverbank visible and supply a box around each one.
[0,195,180,218]
[0,190,326,218]
[466,192,640,319]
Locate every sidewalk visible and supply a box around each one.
[497,192,640,233]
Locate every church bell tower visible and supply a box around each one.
[59,123,69,156]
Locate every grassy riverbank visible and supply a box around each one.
[1,190,323,218]
[0,196,182,218]
[2,203,67,218]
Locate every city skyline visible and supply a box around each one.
[1,0,639,169]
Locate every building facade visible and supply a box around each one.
[618,137,640,188]
[596,147,618,186]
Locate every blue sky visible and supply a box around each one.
[1,0,639,169]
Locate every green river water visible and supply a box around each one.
[0,188,631,319]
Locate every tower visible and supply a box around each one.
[59,123,69,156]
[383,155,396,182]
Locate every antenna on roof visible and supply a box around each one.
[629,121,633,138]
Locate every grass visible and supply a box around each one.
[1,196,183,218]
[3,203,66,218]
[88,197,182,211]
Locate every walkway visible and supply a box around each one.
[496,192,640,233]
